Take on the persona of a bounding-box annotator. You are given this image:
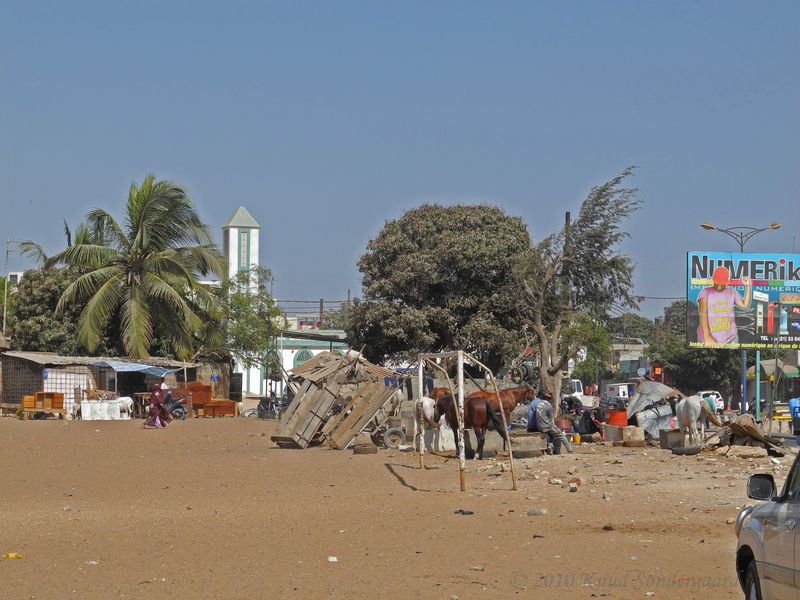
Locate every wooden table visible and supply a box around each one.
[133,393,151,419]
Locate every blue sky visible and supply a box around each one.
[2,1,798,319]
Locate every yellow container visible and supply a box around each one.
[572,433,581,444]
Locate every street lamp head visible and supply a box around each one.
[700,223,716,231]
[769,222,782,230]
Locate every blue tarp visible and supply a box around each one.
[94,360,182,378]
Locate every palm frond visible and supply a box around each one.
[55,266,124,315]
[45,244,121,270]
[76,274,125,352]
[17,241,47,267]
[86,208,128,252]
[119,286,152,358]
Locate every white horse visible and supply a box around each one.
[676,395,709,448]
[420,396,439,428]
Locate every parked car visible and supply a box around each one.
[735,451,800,598]
[698,390,725,413]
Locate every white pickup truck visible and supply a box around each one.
[562,379,598,408]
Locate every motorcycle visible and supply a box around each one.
[257,394,289,419]
[164,390,189,420]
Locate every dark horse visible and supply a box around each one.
[433,394,509,459]
[467,385,537,422]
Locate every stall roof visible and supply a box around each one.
[2,351,194,370]
[94,360,182,378]
[746,358,800,380]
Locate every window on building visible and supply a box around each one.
[294,349,313,368]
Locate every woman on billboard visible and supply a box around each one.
[697,266,751,347]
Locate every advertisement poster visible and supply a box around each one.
[686,252,800,350]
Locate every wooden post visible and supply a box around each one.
[457,351,466,492]
[416,358,425,469]
[488,374,517,490]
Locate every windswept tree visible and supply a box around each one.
[515,168,642,397]
[347,204,530,369]
[45,175,225,359]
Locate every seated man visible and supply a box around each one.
[527,389,573,455]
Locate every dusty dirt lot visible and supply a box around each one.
[0,416,785,600]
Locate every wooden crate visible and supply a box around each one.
[35,392,64,409]
[173,384,211,417]
[21,394,66,420]
[202,400,236,417]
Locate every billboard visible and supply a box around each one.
[687,252,800,350]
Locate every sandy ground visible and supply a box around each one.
[0,415,785,600]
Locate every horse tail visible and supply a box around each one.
[485,401,508,440]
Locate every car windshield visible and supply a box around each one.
[780,453,800,501]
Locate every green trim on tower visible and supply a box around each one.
[238,229,250,271]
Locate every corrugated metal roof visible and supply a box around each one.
[1,351,196,369]
[281,330,348,342]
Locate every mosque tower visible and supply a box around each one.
[221,206,261,395]
[222,206,260,288]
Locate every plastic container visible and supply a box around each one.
[81,400,94,420]
[107,400,121,420]
[607,408,627,427]
[572,433,581,444]
[96,401,109,421]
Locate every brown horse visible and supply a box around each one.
[429,387,452,400]
[433,394,508,459]
[468,385,536,422]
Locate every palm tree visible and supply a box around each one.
[18,220,99,267]
[45,175,225,359]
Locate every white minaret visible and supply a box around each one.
[222,206,260,290]
[221,206,262,395]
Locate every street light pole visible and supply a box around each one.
[700,222,782,252]
[2,239,11,338]
[2,239,24,338]
[699,222,782,416]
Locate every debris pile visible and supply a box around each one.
[717,414,786,456]
[270,351,404,450]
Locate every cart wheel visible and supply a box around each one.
[383,427,407,449]
[369,430,383,446]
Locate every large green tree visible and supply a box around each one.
[347,204,530,369]
[45,176,225,359]
[515,168,642,397]
[7,267,122,355]
[609,312,654,344]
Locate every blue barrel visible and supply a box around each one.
[789,398,800,438]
